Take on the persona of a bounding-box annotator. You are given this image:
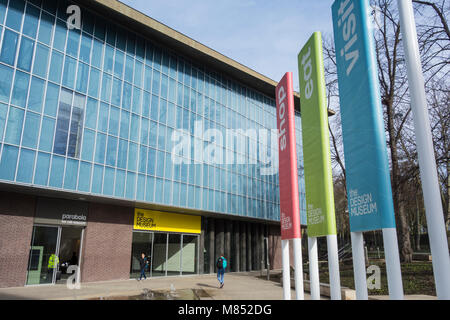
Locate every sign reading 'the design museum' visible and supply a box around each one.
[332,0,396,232]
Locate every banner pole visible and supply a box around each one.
[350,231,368,300]
[396,0,450,300]
[382,228,404,299]
[293,238,305,300]
[308,236,320,300]
[327,234,341,300]
[281,239,291,300]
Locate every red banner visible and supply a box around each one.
[276,72,301,240]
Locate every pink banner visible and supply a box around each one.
[276,72,301,240]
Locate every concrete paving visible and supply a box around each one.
[0,271,437,300]
[0,271,322,300]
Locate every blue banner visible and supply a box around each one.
[331,0,396,231]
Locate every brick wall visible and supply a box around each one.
[80,202,133,283]
[0,192,35,288]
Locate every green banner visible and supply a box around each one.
[297,32,337,237]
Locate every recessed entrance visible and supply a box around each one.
[130,231,199,279]
[26,225,84,285]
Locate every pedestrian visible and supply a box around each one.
[138,252,149,281]
[216,254,227,288]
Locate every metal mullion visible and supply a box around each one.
[24,224,37,286]
[165,233,168,277]
[53,226,62,285]
[150,232,154,277]
[180,234,183,276]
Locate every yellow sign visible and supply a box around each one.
[133,208,201,234]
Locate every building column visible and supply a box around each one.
[240,221,246,272]
[233,220,240,272]
[252,223,258,270]
[199,217,205,274]
[259,223,265,270]
[247,222,252,271]
[224,219,231,269]
[215,219,224,273]
[208,217,215,274]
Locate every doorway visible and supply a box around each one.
[26,225,84,285]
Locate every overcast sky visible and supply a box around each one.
[119,0,335,91]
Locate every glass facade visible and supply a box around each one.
[0,0,306,223]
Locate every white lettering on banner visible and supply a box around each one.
[277,86,287,151]
[337,0,359,76]
[301,46,314,100]
[280,212,292,231]
[307,204,324,225]
[348,189,377,217]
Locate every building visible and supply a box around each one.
[0,0,307,288]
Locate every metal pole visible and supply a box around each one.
[308,236,320,300]
[327,234,341,300]
[351,232,368,300]
[382,228,404,299]
[397,0,450,300]
[281,239,291,300]
[293,238,304,300]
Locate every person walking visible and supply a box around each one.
[216,255,227,288]
[138,252,149,281]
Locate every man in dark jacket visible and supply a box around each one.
[138,252,149,281]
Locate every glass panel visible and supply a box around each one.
[0,0,7,26]
[28,76,45,112]
[48,50,63,84]
[11,70,30,108]
[130,232,152,279]
[26,226,59,285]
[0,144,19,180]
[181,235,198,275]
[38,11,54,45]
[0,64,13,103]
[4,106,24,145]
[78,161,91,192]
[62,56,76,89]
[91,164,103,193]
[39,116,55,152]
[125,171,135,199]
[53,18,67,52]
[49,155,64,188]
[22,111,41,148]
[5,0,24,31]
[0,29,19,66]
[16,148,36,183]
[75,62,89,94]
[66,29,80,57]
[79,34,92,64]
[63,158,78,190]
[67,93,85,158]
[17,36,35,71]
[91,39,103,69]
[103,167,114,195]
[88,67,100,98]
[167,233,181,276]
[53,88,72,155]
[43,82,59,117]
[151,233,167,277]
[33,44,49,78]
[114,169,125,197]
[34,152,50,186]
[0,102,6,141]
